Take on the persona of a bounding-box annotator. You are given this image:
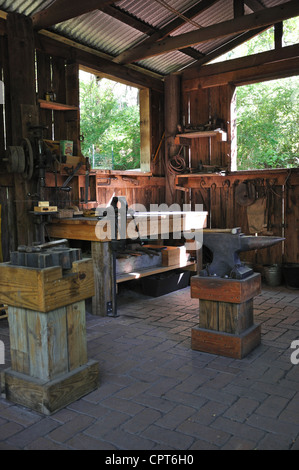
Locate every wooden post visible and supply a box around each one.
[7,13,38,246]
[91,241,116,316]
[164,74,181,205]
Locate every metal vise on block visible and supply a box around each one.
[201,228,285,279]
[0,242,99,415]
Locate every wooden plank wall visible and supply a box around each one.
[36,51,80,154]
[181,84,233,169]
[186,172,299,265]
[178,82,299,265]
[94,174,165,211]
[0,34,16,261]
[39,50,166,210]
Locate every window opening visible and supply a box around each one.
[209,17,299,64]
[236,76,299,170]
[79,70,141,171]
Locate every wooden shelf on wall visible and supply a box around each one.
[174,129,227,145]
[38,99,79,111]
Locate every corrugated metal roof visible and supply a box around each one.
[0,0,296,76]
[117,0,200,28]
[0,0,52,16]
[55,10,144,56]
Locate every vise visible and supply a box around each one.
[201,228,284,279]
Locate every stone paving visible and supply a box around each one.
[0,282,298,450]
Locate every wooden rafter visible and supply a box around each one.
[184,27,268,70]
[183,43,299,81]
[114,0,219,64]
[244,0,265,12]
[114,1,299,64]
[99,5,156,36]
[32,0,115,30]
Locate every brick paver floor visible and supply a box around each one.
[0,282,298,450]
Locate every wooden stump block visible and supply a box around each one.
[8,301,88,380]
[199,298,253,334]
[190,273,262,358]
[0,257,99,414]
[2,301,100,414]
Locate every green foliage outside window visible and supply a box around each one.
[237,77,299,170]
[212,17,299,170]
[79,74,140,170]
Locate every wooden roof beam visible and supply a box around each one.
[32,0,115,30]
[183,27,268,72]
[244,0,265,12]
[234,0,245,18]
[114,0,219,64]
[115,0,299,64]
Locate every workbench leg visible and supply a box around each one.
[91,241,116,316]
[196,245,202,274]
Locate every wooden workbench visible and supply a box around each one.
[47,211,208,316]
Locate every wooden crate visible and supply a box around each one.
[0,258,94,312]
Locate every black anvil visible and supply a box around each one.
[201,229,284,279]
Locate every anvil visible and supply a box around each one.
[201,229,284,279]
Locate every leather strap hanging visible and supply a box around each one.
[235,181,256,206]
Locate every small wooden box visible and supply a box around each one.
[34,206,58,213]
[162,246,188,266]
[143,245,188,267]
[57,209,74,218]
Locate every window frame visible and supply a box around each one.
[79,65,151,174]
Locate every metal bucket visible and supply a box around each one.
[264,264,282,287]
[282,263,299,289]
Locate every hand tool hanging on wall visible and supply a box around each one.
[235,181,256,206]
[152,131,165,163]
[59,162,82,192]
[85,157,90,203]
[167,146,186,175]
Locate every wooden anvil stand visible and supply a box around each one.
[190,273,262,359]
[0,258,99,415]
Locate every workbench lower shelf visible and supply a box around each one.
[116,261,197,283]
